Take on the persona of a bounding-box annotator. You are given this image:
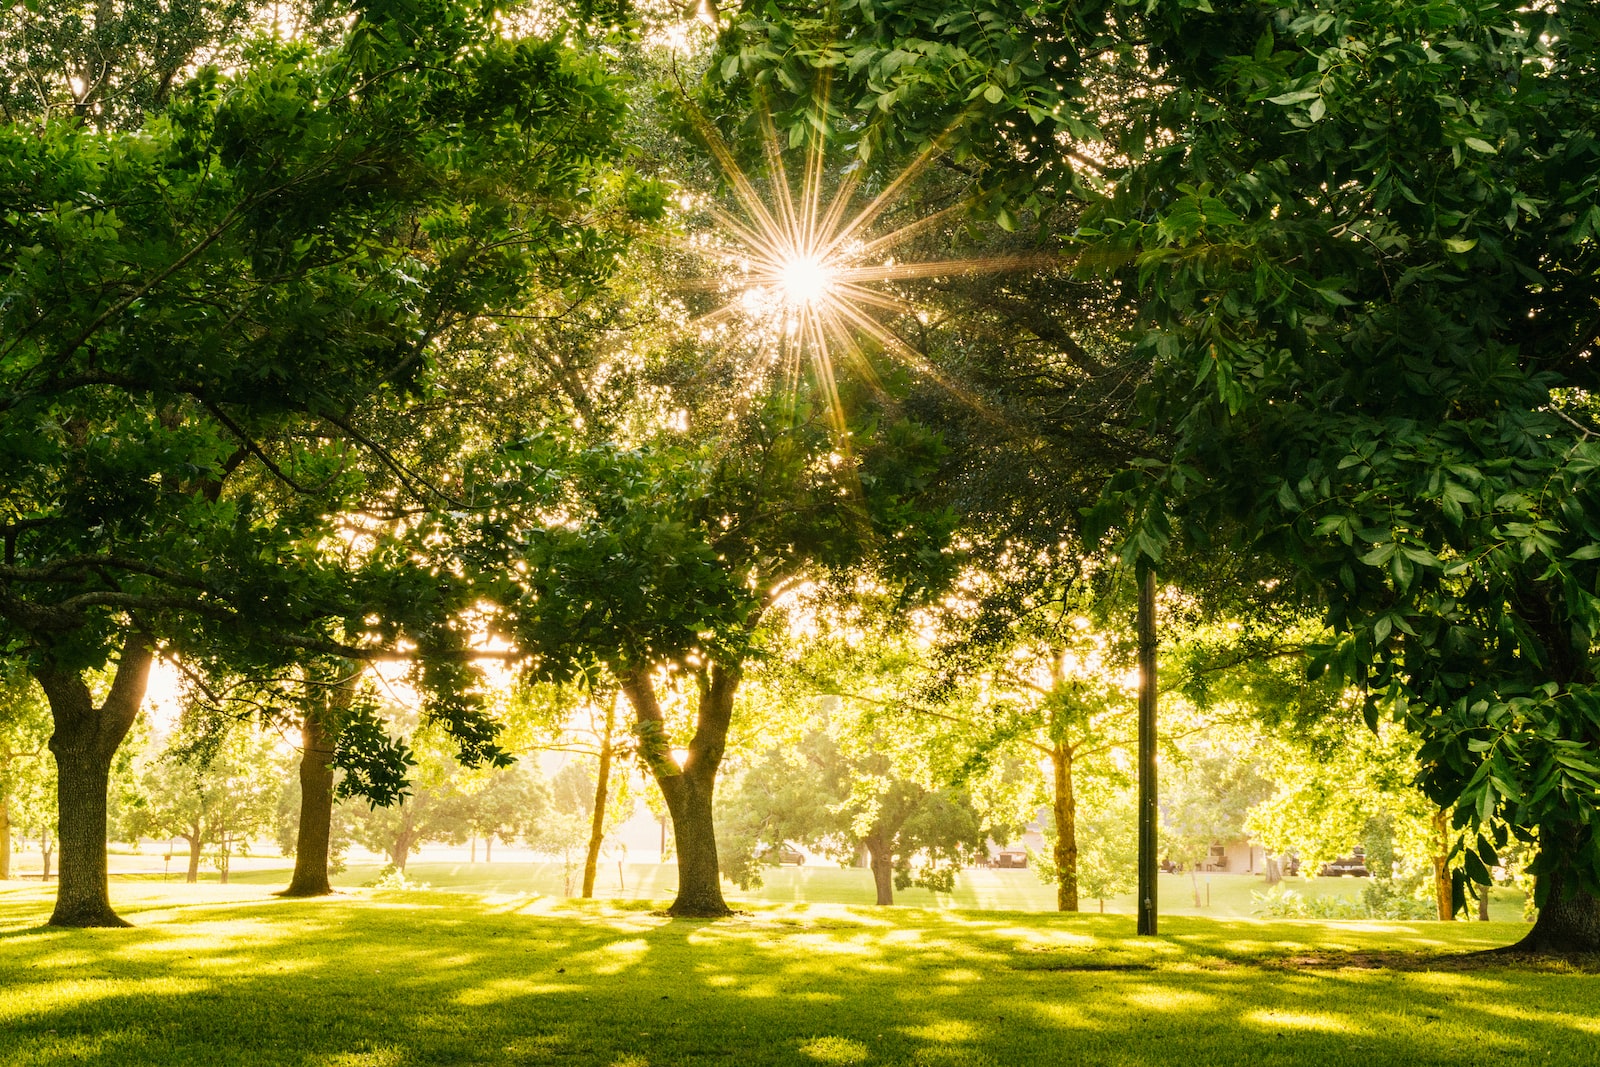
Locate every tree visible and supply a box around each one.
[720,714,992,906]
[731,0,1600,951]
[122,718,282,883]
[1,0,647,926]
[495,392,955,916]
[0,666,51,880]
[1247,716,1448,917]
[1161,737,1273,908]
[0,0,343,129]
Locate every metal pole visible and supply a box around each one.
[1136,565,1159,936]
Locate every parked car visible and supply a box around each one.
[1318,847,1370,877]
[757,844,805,866]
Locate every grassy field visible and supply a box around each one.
[1,880,1591,1067]
[123,858,1531,921]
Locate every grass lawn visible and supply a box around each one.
[185,859,1533,921]
[1,881,1592,1067]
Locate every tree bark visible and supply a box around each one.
[36,636,154,926]
[184,831,201,883]
[484,835,492,862]
[866,834,894,905]
[390,826,413,872]
[1433,808,1453,922]
[622,665,735,917]
[282,675,350,898]
[1051,743,1078,912]
[1511,841,1600,953]
[0,795,10,879]
[581,696,616,899]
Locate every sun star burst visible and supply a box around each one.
[673,93,1056,441]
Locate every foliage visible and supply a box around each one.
[0,0,654,770]
[0,0,343,129]
[119,714,282,879]
[1246,718,1438,882]
[1252,881,1436,922]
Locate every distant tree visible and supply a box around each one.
[0,667,51,880]
[446,765,552,864]
[1162,739,1274,908]
[720,721,990,906]
[1248,718,1446,916]
[122,719,282,883]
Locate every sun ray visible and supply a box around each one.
[675,92,1061,443]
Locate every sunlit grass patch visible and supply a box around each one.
[0,883,1592,1067]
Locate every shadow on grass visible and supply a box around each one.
[0,887,1594,1067]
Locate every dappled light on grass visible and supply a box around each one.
[1243,1009,1357,1033]
[3,885,1595,1067]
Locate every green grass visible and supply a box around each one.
[201,860,1531,921]
[1,881,1591,1067]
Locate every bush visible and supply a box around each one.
[1252,879,1435,920]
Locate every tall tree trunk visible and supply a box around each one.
[41,835,52,881]
[1478,886,1491,921]
[581,696,616,899]
[282,674,351,898]
[470,835,477,863]
[0,795,10,879]
[485,835,492,862]
[35,636,154,927]
[866,834,894,905]
[1432,808,1453,922]
[1051,743,1078,912]
[185,831,201,883]
[622,665,736,917]
[1512,838,1600,953]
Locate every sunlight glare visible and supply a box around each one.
[778,253,833,307]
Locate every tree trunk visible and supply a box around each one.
[41,836,52,881]
[485,835,492,862]
[1511,842,1600,953]
[1264,856,1281,885]
[1051,743,1078,912]
[0,795,10,879]
[390,827,413,872]
[1478,886,1491,921]
[867,834,894,906]
[282,713,336,896]
[622,665,736,917]
[470,835,477,863]
[1433,808,1453,922]
[36,637,154,926]
[582,696,616,899]
[1191,867,1202,908]
[185,831,201,883]
[282,676,350,898]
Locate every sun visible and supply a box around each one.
[672,93,1055,438]
[776,253,834,308]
